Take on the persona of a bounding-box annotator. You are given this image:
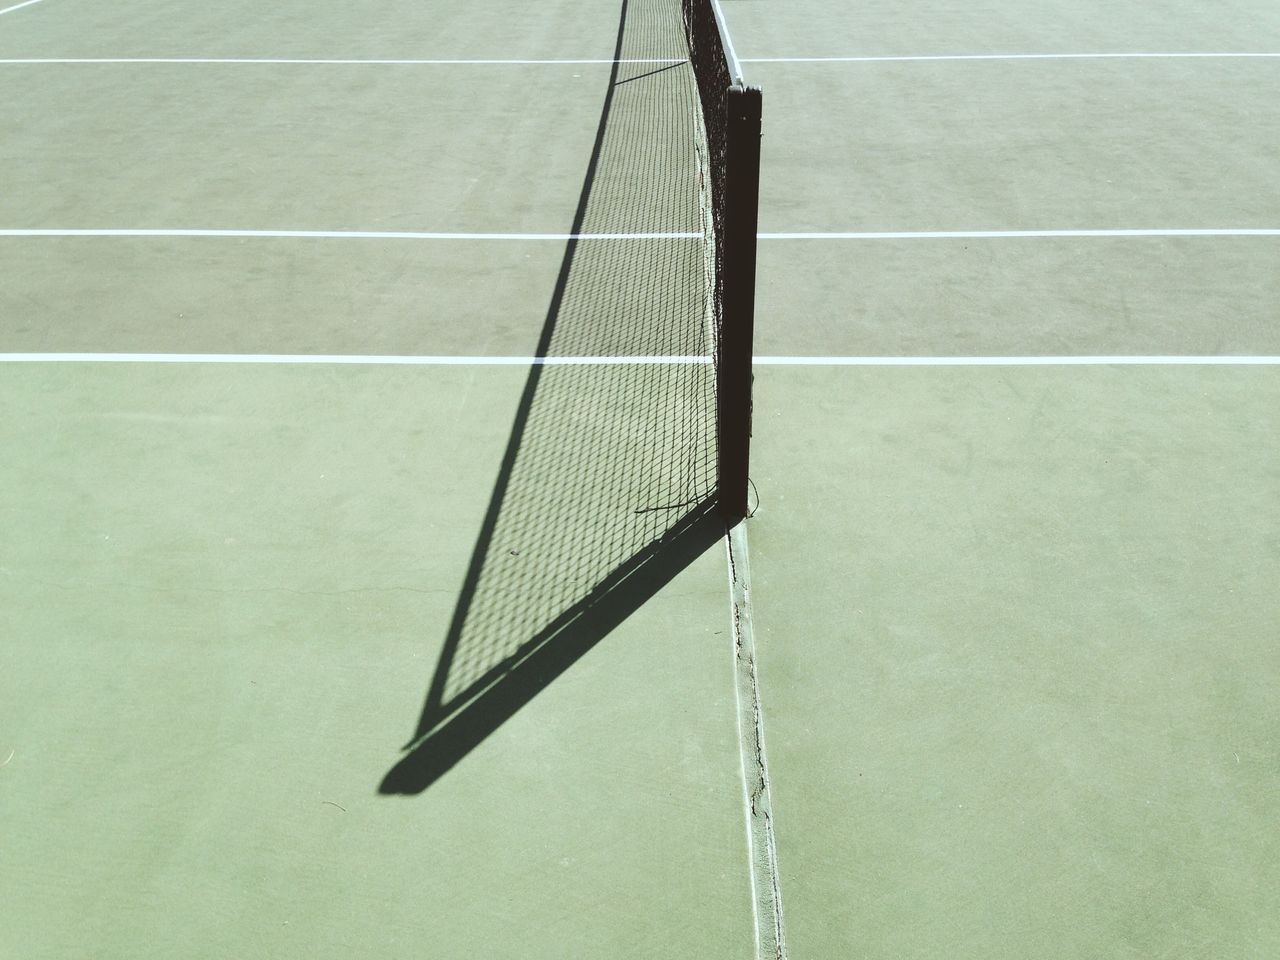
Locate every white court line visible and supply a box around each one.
[755,356,1280,365]
[2,354,1277,366]
[711,0,746,84]
[3,54,1274,65]
[7,229,1277,241]
[0,0,46,15]
[743,52,1280,63]
[0,354,714,365]
[761,229,1280,240]
[726,524,787,960]
[0,57,684,65]
[0,229,699,241]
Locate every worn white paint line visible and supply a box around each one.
[0,354,713,365]
[753,356,1280,366]
[3,354,1278,366]
[759,229,1280,240]
[742,52,1280,63]
[710,0,746,84]
[726,523,787,960]
[0,56,684,65]
[5,53,1273,65]
[9,229,1275,242]
[0,229,699,241]
[0,0,46,16]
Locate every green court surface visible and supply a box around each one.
[737,2,1280,954]
[1,364,754,959]
[1,64,608,232]
[754,58,1280,232]
[0,237,572,355]
[3,0,1279,956]
[0,0,623,60]
[750,365,1279,957]
[724,0,1280,58]
[755,236,1280,357]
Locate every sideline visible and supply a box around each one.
[727,521,787,960]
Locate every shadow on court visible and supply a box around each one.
[381,0,722,795]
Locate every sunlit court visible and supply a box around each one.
[3,1,1278,957]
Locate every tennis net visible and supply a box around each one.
[384,0,763,793]
[682,0,762,520]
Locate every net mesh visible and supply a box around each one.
[682,0,734,381]
[412,0,721,734]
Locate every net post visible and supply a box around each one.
[717,84,762,522]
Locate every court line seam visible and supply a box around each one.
[3,355,1277,366]
[727,523,787,960]
[0,0,45,16]
[742,52,1280,63]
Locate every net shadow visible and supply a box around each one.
[381,0,720,796]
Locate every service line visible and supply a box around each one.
[759,229,1280,240]
[6,229,1277,241]
[0,57,685,65]
[0,354,713,365]
[754,356,1280,366]
[2,355,1277,366]
[0,229,699,241]
[743,52,1280,64]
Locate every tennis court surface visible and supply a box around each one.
[3,1,1278,958]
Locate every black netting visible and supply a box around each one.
[682,0,733,376]
[398,0,721,753]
